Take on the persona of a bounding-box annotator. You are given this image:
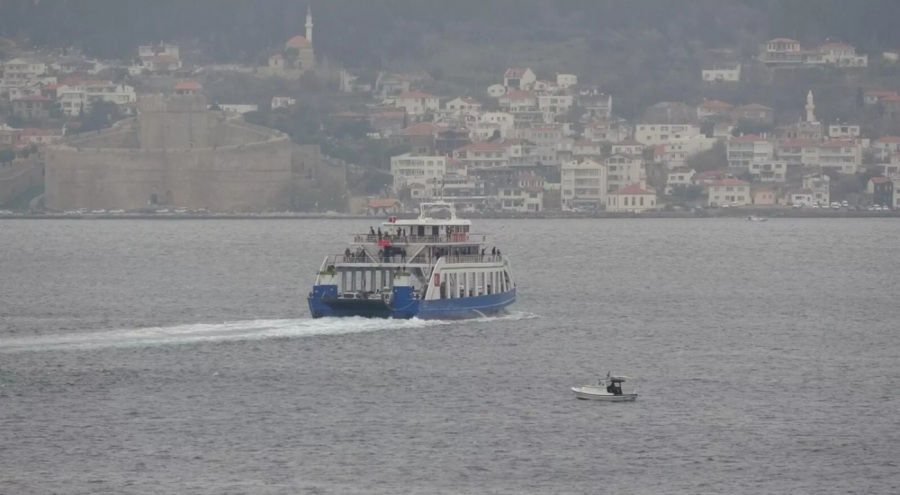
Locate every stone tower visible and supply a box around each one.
[306,4,314,43]
[806,90,816,123]
[138,93,211,149]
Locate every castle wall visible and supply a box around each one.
[64,125,140,149]
[138,94,212,150]
[212,121,274,147]
[46,125,293,212]
[0,161,43,207]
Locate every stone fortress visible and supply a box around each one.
[45,87,294,212]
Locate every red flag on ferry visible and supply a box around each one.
[378,239,391,247]
[388,216,397,223]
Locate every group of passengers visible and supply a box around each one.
[368,226,409,242]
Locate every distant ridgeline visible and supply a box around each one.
[4,0,900,65]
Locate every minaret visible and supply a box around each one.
[305,4,313,43]
[806,90,816,123]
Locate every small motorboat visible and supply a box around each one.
[571,373,637,402]
[747,215,769,222]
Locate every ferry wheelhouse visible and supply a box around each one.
[308,202,516,319]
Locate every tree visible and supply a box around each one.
[0,148,15,166]
[685,141,727,172]
[731,119,774,137]
[80,101,122,133]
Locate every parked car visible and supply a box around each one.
[830,202,841,209]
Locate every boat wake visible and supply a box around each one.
[0,311,539,353]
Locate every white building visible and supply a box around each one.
[828,124,861,139]
[444,97,482,117]
[820,42,868,67]
[870,136,900,161]
[472,112,515,141]
[129,42,182,75]
[604,154,645,192]
[499,90,537,113]
[561,159,607,210]
[454,141,510,170]
[271,96,296,109]
[665,168,696,194]
[556,73,578,88]
[56,81,137,116]
[727,135,774,168]
[818,140,862,174]
[702,63,741,83]
[503,67,536,90]
[707,178,751,206]
[393,91,440,117]
[583,120,629,142]
[390,154,448,191]
[803,173,830,206]
[660,135,717,169]
[634,123,701,146]
[696,100,734,120]
[487,84,506,98]
[537,93,574,120]
[607,184,657,212]
[1,58,48,86]
[747,159,789,182]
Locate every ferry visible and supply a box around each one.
[308,202,516,319]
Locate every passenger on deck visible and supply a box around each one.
[369,226,375,237]
[491,247,496,258]
[344,247,352,259]
[377,228,382,241]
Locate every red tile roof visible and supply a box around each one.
[504,67,531,78]
[456,141,507,152]
[870,176,893,184]
[369,199,399,208]
[397,91,437,99]
[285,35,311,48]
[709,178,750,187]
[875,136,900,144]
[611,184,655,195]
[395,122,442,136]
[698,100,733,109]
[729,134,766,143]
[819,140,856,148]
[735,103,773,111]
[147,55,178,63]
[778,139,819,147]
[768,38,800,44]
[14,95,51,102]
[174,81,201,91]
[614,139,642,146]
[502,90,535,99]
[865,90,897,98]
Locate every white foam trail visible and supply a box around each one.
[0,311,539,353]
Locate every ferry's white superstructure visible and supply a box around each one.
[308,202,516,319]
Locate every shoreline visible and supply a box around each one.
[1,209,898,220]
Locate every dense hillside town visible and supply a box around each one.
[3,4,900,214]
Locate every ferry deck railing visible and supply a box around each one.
[324,253,505,266]
[352,233,490,244]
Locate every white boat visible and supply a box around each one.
[747,215,769,222]
[571,373,637,402]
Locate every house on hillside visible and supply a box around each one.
[702,63,741,83]
[368,198,402,215]
[392,91,440,118]
[697,100,734,121]
[732,103,774,125]
[707,178,751,206]
[607,184,657,212]
[503,68,536,91]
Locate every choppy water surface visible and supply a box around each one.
[1,219,898,494]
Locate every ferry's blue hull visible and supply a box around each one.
[308,289,516,319]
